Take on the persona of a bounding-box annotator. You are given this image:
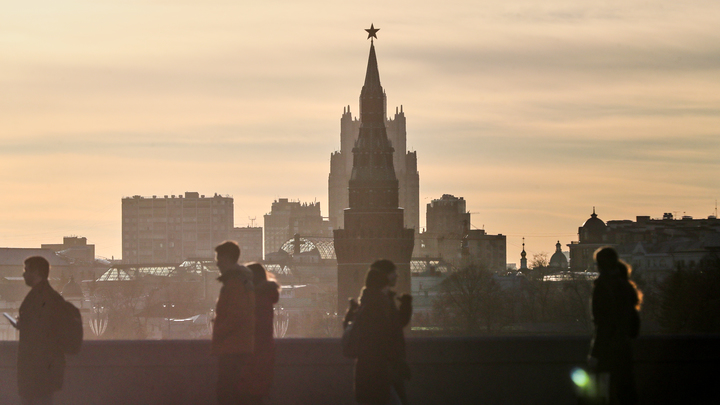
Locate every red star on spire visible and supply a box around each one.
[365,24,379,40]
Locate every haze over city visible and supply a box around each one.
[2,0,719,261]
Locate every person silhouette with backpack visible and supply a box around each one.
[344,259,412,405]
[16,256,82,405]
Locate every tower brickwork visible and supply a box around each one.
[328,78,419,233]
[334,39,415,312]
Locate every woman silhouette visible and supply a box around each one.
[590,247,642,405]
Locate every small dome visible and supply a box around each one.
[549,241,568,269]
[581,208,606,243]
[280,236,336,260]
[61,276,83,298]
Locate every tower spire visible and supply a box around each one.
[360,41,383,124]
[334,26,414,312]
[348,36,397,210]
[520,237,528,270]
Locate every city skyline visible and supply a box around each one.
[2,1,719,262]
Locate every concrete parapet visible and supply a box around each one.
[1,336,718,404]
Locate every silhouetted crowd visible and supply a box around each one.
[11,244,640,405]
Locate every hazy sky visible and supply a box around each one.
[2,0,719,262]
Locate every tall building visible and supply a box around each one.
[263,199,331,258]
[122,192,233,264]
[328,50,419,232]
[426,194,471,235]
[418,194,507,272]
[229,226,263,263]
[334,32,415,312]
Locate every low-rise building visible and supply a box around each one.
[569,209,720,281]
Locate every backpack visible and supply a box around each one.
[59,299,83,354]
[341,307,362,359]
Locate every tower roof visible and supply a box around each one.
[581,207,607,243]
[549,240,568,269]
[350,36,398,195]
[360,40,386,126]
[363,41,382,93]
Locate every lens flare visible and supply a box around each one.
[571,367,590,387]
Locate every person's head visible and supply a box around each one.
[24,256,49,287]
[215,241,240,272]
[247,262,268,286]
[594,246,631,278]
[371,259,397,287]
[594,246,642,308]
[594,246,619,274]
[364,267,389,290]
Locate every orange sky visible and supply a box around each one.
[2,1,719,262]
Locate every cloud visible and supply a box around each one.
[1,0,719,259]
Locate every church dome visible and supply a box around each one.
[580,208,606,243]
[549,241,568,269]
[61,276,83,298]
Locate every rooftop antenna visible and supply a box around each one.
[248,217,256,227]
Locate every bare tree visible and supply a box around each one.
[93,281,150,339]
[530,252,549,270]
[560,271,594,332]
[433,263,509,334]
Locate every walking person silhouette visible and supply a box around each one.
[589,247,642,405]
[345,259,412,405]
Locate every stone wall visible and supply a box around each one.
[1,336,717,404]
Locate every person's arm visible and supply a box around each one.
[343,299,359,329]
[397,294,413,328]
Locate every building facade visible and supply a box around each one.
[416,194,507,272]
[229,226,263,263]
[122,192,233,264]
[569,210,720,280]
[41,236,96,264]
[334,38,415,312]
[461,230,507,273]
[263,199,331,258]
[426,194,471,236]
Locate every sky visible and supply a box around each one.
[2,0,719,262]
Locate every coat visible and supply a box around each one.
[253,280,280,353]
[354,287,412,405]
[212,264,255,356]
[239,280,280,397]
[17,280,66,398]
[590,272,640,404]
[590,273,638,371]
